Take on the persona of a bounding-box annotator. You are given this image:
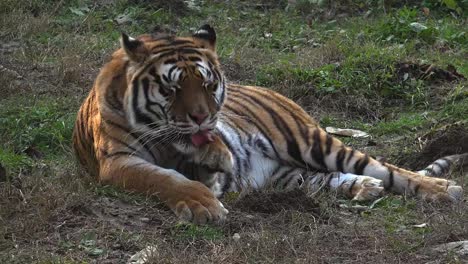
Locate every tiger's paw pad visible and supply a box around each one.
[351,177,384,202]
[175,200,229,225]
[171,181,229,225]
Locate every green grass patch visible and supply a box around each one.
[0,98,76,156]
[0,148,32,172]
[171,223,224,241]
[369,113,429,136]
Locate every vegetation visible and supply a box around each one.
[0,0,467,263]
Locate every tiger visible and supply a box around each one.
[72,24,464,224]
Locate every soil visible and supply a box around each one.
[408,121,468,169]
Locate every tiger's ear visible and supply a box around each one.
[192,24,216,51]
[120,33,149,63]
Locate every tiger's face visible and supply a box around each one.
[121,25,226,150]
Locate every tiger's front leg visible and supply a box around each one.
[188,134,233,196]
[191,134,234,175]
[99,143,229,225]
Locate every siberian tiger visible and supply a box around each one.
[73,25,464,224]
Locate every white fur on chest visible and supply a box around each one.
[217,121,279,190]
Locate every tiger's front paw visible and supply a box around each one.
[193,134,233,174]
[350,176,384,202]
[168,180,229,225]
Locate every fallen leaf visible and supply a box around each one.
[326,127,369,138]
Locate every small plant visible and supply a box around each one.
[372,7,438,44]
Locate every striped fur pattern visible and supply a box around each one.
[418,153,468,177]
[73,25,464,224]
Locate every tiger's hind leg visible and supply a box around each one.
[299,153,468,202]
[299,128,463,203]
[270,168,384,202]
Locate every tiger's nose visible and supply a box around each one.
[188,113,208,125]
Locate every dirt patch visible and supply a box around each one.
[221,58,257,84]
[233,189,321,214]
[396,62,465,83]
[407,121,468,169]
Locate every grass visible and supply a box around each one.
[0,0,467,263]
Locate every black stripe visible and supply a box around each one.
[283,169,302,189]
[433,161,448,174]
[311,129,327,169]
[325,134,333,155]
[100,128,139,153]
[151,44,197,54]
[414,184,420,194]
[217,131,237,192]
[103,119,157,163]
[326,172,334,187]
[354,155,369,175]
[224,102,281,159]
[229,87,311,161]
[104,151,141,160]
[170,39,194,46]
[167,65,178,81]
[254,138,268,155]
[385,170,394,190]
[220,111,249,136]
[231,91,303,165]
[154,50,177,60]
[141,77,163,119]
[218,81,226,107]
[269,164,282,179]
[230,87,308,143]
[105,74,124,111]
[132,79,155,127]
[348,178,358,193]
[336,148,346,172]
[188,56,202,62]
[346,149,355,164]
[164,58,178,64]
[440,157,453,165]
[217,128,241,172]
[180,48,203,56]
[212,68,222,81]
[221,172,233,194]
[162,74,170,84]
[79,103,88,136]
[273,168,295,188]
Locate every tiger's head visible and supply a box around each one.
[119,25,226,151]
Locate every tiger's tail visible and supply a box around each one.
[418,153,468,177]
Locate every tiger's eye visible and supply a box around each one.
[207,82,218,92]
[159,86,174,97]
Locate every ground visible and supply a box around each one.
[0,0,467,263]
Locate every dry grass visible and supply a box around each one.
[2,166,467,263]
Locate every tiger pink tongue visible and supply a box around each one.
[190,130,214,147]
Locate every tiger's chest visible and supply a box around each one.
[215,121,282,191]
